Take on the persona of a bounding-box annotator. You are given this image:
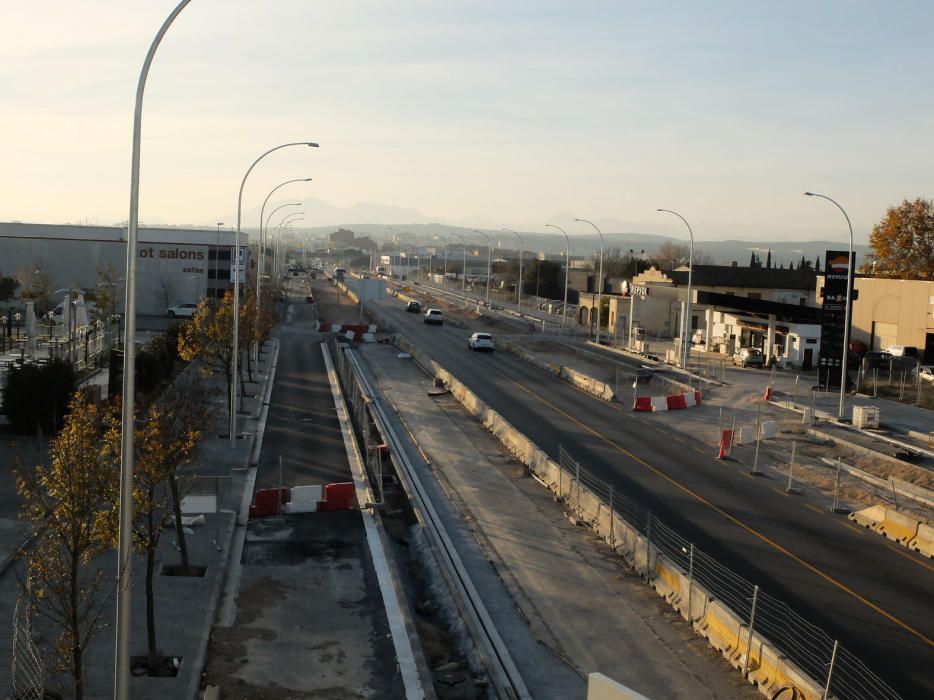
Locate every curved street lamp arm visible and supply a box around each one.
[656,208,695,369]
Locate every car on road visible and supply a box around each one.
[423,308,444,325]
[467,332,494,351]
[406,300,421,313]
[732,347,764,368]
[166,303,197,318]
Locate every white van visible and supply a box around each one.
[884,345,919,359]
[334,267,346,280]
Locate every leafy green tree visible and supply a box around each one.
[15,392,118,700]
[866,197,934,279]
[0,273,20,303]
[3,359,78,434]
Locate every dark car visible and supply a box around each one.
[862,351,893,371]
[406,300,421,313]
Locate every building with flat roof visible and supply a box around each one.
[0,221,250,315]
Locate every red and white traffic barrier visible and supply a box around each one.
[634,391,702,412]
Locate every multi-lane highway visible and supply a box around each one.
[360,284,933,699]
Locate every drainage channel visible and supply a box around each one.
[341,344,531,700]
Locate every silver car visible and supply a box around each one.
[732,347,764,368]
[467,332,495,351]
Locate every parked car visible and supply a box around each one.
[467,332,494,351]
[862,351,893,371]
[732,347,764,368]
[166,303,198,318]
[406,300,421,313]
[423,308,444,325]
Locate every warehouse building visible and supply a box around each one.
[0,221,250,316]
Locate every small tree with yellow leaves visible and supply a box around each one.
[177,293,236,430]
[14,391,118,700]
[102,380,204,674]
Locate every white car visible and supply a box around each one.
[917,365,934,384]
[166,303,198,318]
[467,332,494,351]
[423,309,444,325]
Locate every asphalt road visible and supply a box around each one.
[256,282,351,490]
[365,287,934,699]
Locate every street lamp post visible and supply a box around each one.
[264,203,301,283]
[117,1,191,697]
[574,219,605,343]
[804,191,854,420]
[232,142,318,446]
[473,231,493,307]
[657,209,694,370]
[275,214,304,277]
[257,178,311,328]
[545,224,571,334]
[502,229,523,314]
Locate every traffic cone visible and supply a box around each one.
[717,438,726,460]
[764,385,773,401]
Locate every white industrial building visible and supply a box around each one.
[0,222,250,316]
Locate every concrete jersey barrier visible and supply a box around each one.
[908,522,934,558]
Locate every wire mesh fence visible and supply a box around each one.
[557,445,902,700]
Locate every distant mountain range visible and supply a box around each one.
[210,197,869,268]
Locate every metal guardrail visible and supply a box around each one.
[558,446,902,700]
[332,338,531,699]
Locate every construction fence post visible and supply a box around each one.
[645,512,653,583]
[822,640,839,700]
[742,584,759,678]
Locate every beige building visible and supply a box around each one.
[827,276,934,362]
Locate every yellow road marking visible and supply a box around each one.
[494,370,934,647]
[884,543,934,575]
[804,503,825,516]
[769,487,787,497]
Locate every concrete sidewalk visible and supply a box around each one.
[0,340,277,699]
[360,342,758,700]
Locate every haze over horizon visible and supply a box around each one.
[3,1,930,244]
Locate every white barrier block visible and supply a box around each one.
[650,396,668,412]
[735,426,753,445]
[181,494,217,514]
[760,420,778,439]
[289,485,323,513]
[683,392,697,407]
[361,333,376,343]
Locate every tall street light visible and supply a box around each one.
[258,178,312,311]
[805,191,854,420]
[502,228,523,314]
[574,218,605,343]
[117,1,191,696]
[275,212,305,277]
[231,142,318,445]
[451,232,468,293]
[657,209,694,370]
[264,203,301,282]
[473,231,493,307]
[545,224,570,333]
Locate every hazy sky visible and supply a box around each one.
[2,1,931,242]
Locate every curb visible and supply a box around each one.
[186,337,280,700]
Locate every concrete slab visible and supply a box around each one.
[206,509,406,699]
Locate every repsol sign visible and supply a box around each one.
[138,246,205,260]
